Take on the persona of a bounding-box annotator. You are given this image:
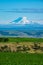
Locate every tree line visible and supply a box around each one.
[0,38,9,42]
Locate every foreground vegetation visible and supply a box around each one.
[0,37,43,53]
[0,37,43,65]
[0,52,43,65]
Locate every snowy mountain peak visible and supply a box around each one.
[10,16,40,25]
[21,16,30,24]
[11,17,31,24]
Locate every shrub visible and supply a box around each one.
[16,45,23,52]
[0,38,3,42]
[3,38,9,42]
[40,47,43,51]
[0,45,11,52]
[0,38,9,42]
[23,45,30,51]
[31,42,40,50]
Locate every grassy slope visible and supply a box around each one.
[0,52,43,65]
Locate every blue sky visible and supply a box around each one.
[0,0,43,24]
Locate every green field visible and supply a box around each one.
[9,38,43,42]
[0,52,43,65]
[0,37,43,42]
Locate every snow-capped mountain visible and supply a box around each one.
[0,17,43,38]
[9,16,42,28]
[11,17,34,24]
[0,16,43,30]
